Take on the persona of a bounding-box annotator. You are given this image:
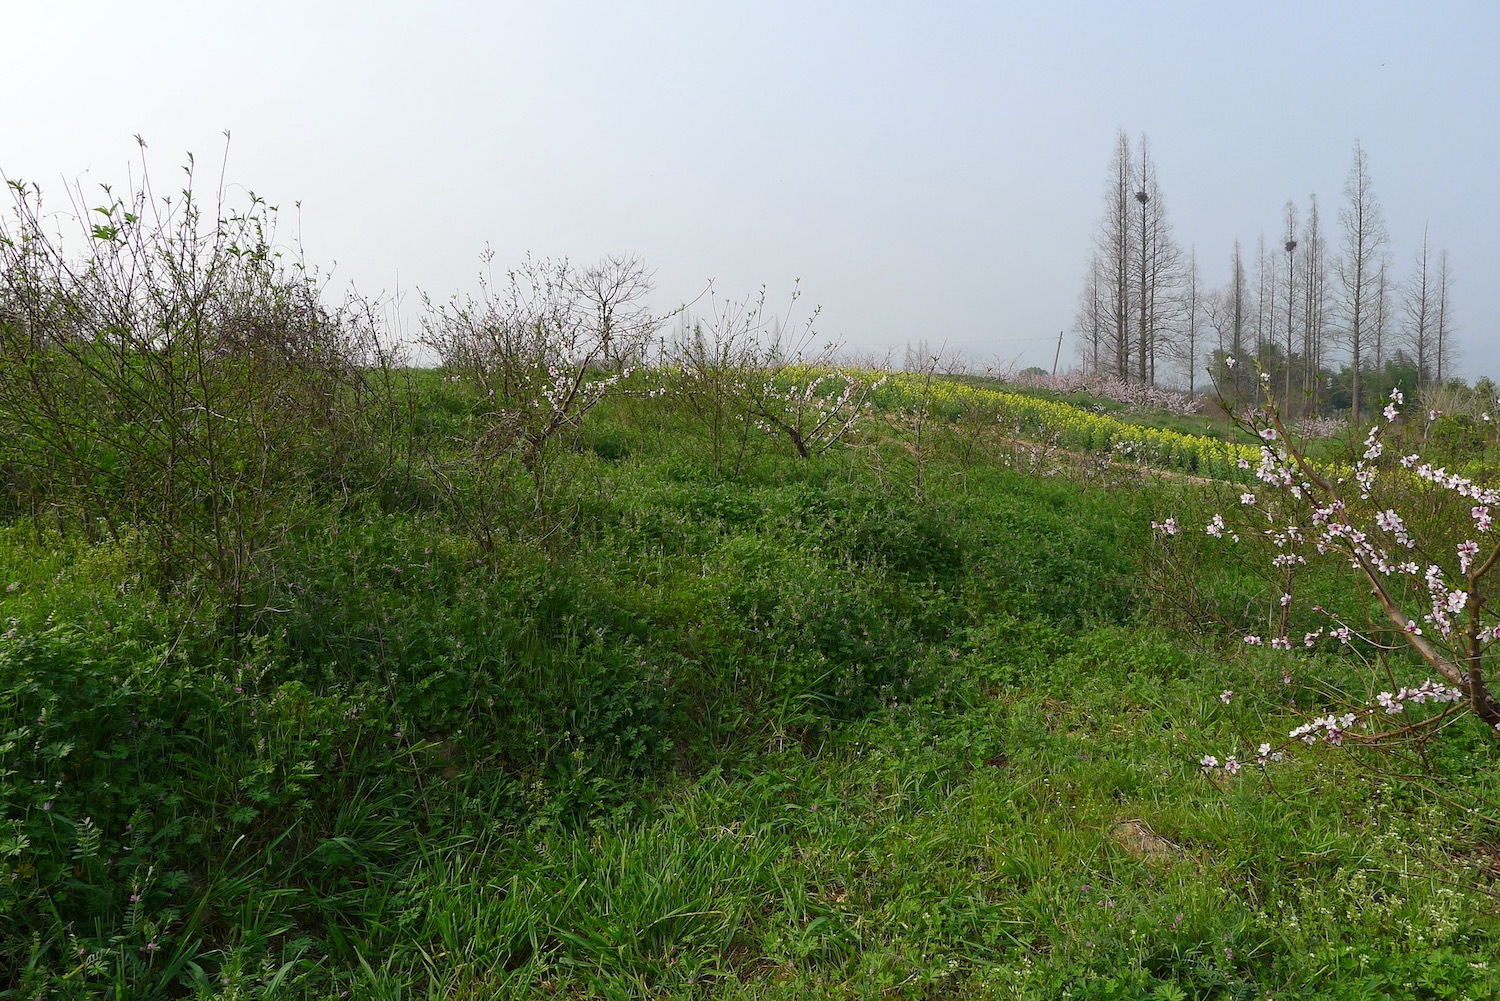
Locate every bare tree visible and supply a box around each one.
[1177,246,1203,396]
[567,253,658,371]
[1204,243,1251,406]
[421,252,663,476]
[1073,256,1107,375]
[1098,131,1135,379]
[1403,225,1436,385]
[1279,201,1300,411]
[1371,256,1392,370]
[1227,241,1249,404]
[1300,194,1330,413]
[1255,234,1272,360]
[1335,142,1389,420]
[1434,249,1454,384]
[1131,135,1183,386]
[1080,132,1180,384]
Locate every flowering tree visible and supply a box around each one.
[422,253,651,472]
[1006,370,1202,417]
[748,370,884,460]
[665,285,883,465]
[1159,370,1500,764]
[419,253,662,546]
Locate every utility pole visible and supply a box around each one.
[1052,330,1064,377]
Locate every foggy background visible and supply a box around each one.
[5,0,1495,381]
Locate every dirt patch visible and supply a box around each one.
[1112,819,1181,864]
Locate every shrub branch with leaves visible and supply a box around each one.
[0,143,376,611]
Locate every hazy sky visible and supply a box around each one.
[6,0,1497,381]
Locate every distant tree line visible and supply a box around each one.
[1074,132,1456,419]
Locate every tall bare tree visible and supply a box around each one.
[1178,246,1203,396]
[1098,130,1135,379]
[1335,142,1389,420]
[1403,226,1435,384]
[1371,257,1392,370]
[1434,250,1454,385]
[1206,242,1251,406]
[1300,194,1330,413]
[1255,235,1272,361]
[1080,132,1183,384]
[1280,201,1300,410]
[1073,256,1107,374]
[1131,135,1183,386]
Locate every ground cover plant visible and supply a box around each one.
[4,165,1500,999]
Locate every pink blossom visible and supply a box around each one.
[1289,712,1358,745]
[1459,540,1480,574]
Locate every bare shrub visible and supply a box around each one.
[663,284,883,469]
[419,252,665,545]
[0,146,374,608]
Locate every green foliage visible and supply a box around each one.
[0,624,380,995]
[0,165,398,615]
[1424,412,1491,467]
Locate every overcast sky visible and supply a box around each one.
[5,0,1496,382]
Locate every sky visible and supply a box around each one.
[4,0,1497,383]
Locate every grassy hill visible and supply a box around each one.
[2,366,1498,1000]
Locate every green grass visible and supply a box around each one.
[2,374,1498,999]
